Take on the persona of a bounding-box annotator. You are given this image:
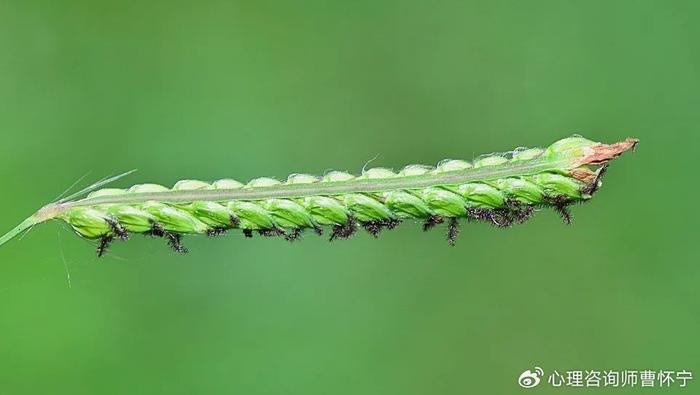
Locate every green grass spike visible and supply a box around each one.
[0,135,638,255]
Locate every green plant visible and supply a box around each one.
[0,135,637,255]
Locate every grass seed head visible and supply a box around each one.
[0,135,639,255]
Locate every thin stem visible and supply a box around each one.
[0,216,40,248]
[66,157,561,208]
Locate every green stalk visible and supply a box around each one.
[0,216,41,247]
[67,159,554,205]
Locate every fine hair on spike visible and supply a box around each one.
[466,208,497,225]
[465,203,535,228]
[147,221,165,238]
[0,136,639,255]
[486,209,512,228]
[207,227,228,237]
[96,235,114,257]
[423,215,444,231]
[147,222,188,253]
[361,219,402,238]
[495,201,533,227]
[106,218,129,241]
[166,233,188,254]
[330,216,358,241]
[284,228,302,242]
[258,228,285,238]
[507,200,535,224]
[447,218,459,246]
[545,196,573,225]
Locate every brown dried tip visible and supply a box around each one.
[578,138,639,166]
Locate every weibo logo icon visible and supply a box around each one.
[518,367,544,388]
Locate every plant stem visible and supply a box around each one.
[0,216,40,248]
[72,158,560,206]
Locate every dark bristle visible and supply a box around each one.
[385,218,402,229]
[147,222,165,238]
[503,199,534,224]
[147,222,188,253]
[330,216,357,241]
[361,221,382,237]
[488,209,513,228]
[466,201,537,228]
[466,207,490,223]
[511,204,535,224]
[258,229,274,237]
[166,233,188,254]
[243,229,253,238]
[230,215,240,227]
[361,218,402,238]
[96,235,114,257]
[447,217,459,246]
[313,226,323,236]
[423,215,444,231]
[545,196,573,225]
[553,204,572,225]
[466,207,505,226]
[207,227,228,237]
[258,228,285,238]
[106,218,129,241]
[284,228,302,242]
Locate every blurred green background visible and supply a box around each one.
[0,1,698,393]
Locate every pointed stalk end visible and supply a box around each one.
[0,203,66,249]
[0,216,40,249]
[579,137,639,166]
[568,137,638,196]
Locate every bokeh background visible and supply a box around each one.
[0,1,698,393]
